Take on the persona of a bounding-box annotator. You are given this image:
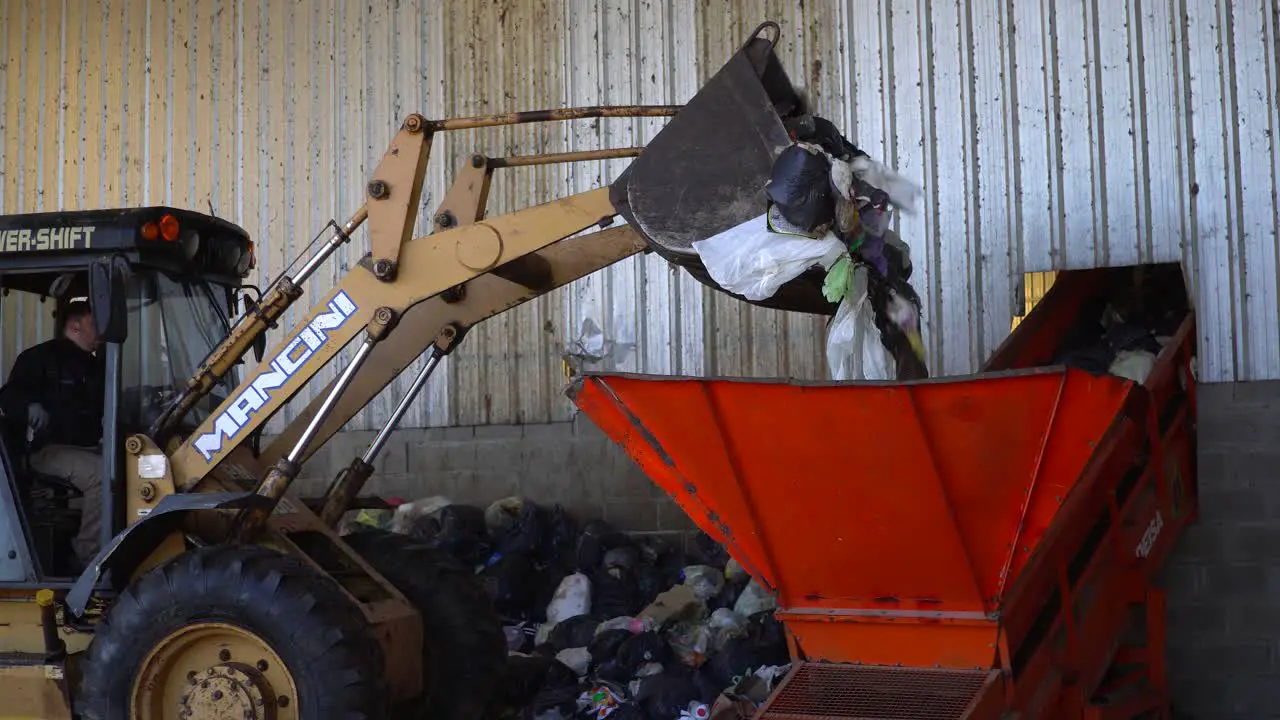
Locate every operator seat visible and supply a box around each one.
[0,413,83,576]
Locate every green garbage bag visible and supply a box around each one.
[822,254,852,303]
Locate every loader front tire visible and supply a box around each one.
[344,529,506,720]
[77,544,387,720]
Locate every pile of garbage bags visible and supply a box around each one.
[691,111,928,382]
[343,497,792,719]
[1050,268,1189,385]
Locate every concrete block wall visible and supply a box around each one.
[289,380,1280,717]
[291,414,694,533]
[1163,381,1280,719]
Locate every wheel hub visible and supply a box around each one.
[180,664,271,719]
[132,621,298,720]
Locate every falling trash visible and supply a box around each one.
[692,214,844,302]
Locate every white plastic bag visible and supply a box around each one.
[826,265,894,381]
[546,573,592,625]
[555,646,592,677]
[1109,350,1156,384]
[850,156,923,213]
[692,214,844,302]
[390,496,452,535]
[682,565,726,601]
[708,608,748,651]
[733,579,778,616]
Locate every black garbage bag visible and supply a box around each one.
[634,562,666,607]
[1058,344,1116,375]
[882,239,913,281]
[655,546,689,590]
[784,113,868,162]
[548,614,603,653]
[689,531,729,570]
[531,566,571,624]
[694,665,726,706]
[865,269,929,382]
[594,658,632,686]
[489,497,551,557]
[529,659,582,716]
[576,519,632,572]
[610,704,650,720]
[1106,323,1162,354]
[539,504,579,568]
[710,577,747,612]
[638,535,670,564]
[603,544,640,572]
[499,654,558,711]
[504,622,539,654]
[765,144,835,232]
[589,629,634,667]
[636,667,702,720]
[597,631,671,685]
[703,613,790,691]
[618,632,671,671]
[478,552,541,620]
[409,503,492,567]
[592,567,643,618]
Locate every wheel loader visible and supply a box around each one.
[0,22,839,720]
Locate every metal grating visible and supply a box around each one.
[759,663,991,720]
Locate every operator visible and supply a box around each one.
[0,297,105,567]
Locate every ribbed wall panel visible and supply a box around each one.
[0,0,1275,434]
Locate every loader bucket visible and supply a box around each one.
[609,22,836,316]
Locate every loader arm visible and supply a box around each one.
[153,107,676,536]
[260,157,648,467]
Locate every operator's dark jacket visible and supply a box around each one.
[0,337,105,450]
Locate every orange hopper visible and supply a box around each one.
[568,266,1198,719]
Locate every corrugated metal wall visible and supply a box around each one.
[1,0,1277,432]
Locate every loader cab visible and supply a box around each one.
[0,207,254,582]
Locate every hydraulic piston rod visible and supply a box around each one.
[151,208,368,443]
[317,325,459,527]
[235,307,398,537]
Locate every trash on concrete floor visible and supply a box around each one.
[345,494,792,719]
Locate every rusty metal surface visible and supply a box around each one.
[427,104,679,131]
[489,147,643,169]
[265,508,425,701]
[758,664,994,720]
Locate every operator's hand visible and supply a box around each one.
[27,403,50,433]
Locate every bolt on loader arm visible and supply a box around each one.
[150,105,677,537]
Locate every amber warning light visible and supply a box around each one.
[140,213,181,243]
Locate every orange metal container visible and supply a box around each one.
[568,264,1197,719]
